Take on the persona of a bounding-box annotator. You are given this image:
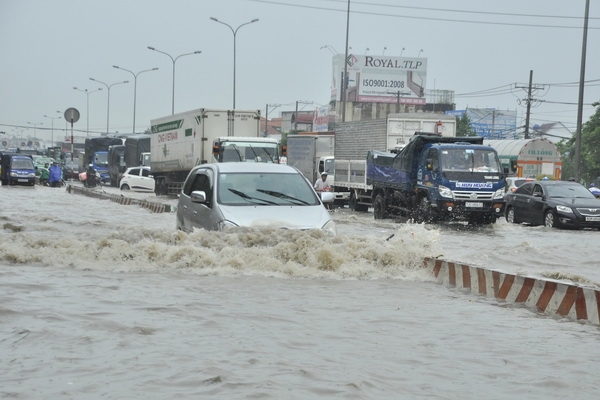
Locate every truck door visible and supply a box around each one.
[421,148,439,186]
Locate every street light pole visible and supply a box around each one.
[43,112,61,147]
[89,78,129,135]
[147,46,201,115]
[73,87,102,137]
[210,17,259,109]
[113,65,159,134]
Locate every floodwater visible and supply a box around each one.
[1,184,599,399]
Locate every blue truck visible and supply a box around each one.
[0,152,36,186]
[367,133,507,224]
[84,136,125,184]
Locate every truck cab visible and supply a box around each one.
[0,153,36,186]
[414,142,506,223]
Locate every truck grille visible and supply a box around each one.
[452,191,495,201]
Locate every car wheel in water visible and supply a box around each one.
[506,207,517,224]
[121,184,130,191]
[544,210,557,228]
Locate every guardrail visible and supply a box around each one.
[66,184,175,213]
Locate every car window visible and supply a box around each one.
[515,182,534,196]
[141,168,150,177]
[129,168,140,176]
[186,171,213,207]
[532,184,543,197]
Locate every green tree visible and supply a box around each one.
[456,113,477,136]
[556,101,600,183]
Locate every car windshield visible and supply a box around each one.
[218,171,320,206]
[546,184,597,199]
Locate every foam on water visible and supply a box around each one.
[1,222,441,280]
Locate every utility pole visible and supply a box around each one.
[575,0,590,182]
[515,70,544,139]
[264,103,281,137]
[294,100,313,132]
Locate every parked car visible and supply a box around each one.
[505,180,600,229]
[119,166,155,192]
[505,177,533,193]
[176,162,336,234]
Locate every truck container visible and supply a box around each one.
[334,113,457,210]
[285,133,348,203]
[84,136,126,184]
[124,134,151,168]
[367,133,506,224]
[150,108,270,196]
[485,138,562,180]
[107,144,126,187]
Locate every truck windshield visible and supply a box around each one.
[440,149,501,173]
[221,143,278,163]
[94,152,109,167]
[11,158,34,169]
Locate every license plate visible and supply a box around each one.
[465,202,483,208]
[18,179,28,182]
[586,217,600,222]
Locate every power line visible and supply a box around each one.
[248,0,600,29]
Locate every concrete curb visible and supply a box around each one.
[423,257,600,326]
[66,184,175,213]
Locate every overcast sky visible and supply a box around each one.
[1,0,598,144]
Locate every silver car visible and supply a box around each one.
[176,163,336,234]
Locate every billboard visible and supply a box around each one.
[467,108,518,139]
[331,54,427,105]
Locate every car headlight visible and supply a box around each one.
[493,188,505,199]
[438,185,453,199]
[10,172,17,177]
[322,220,337,236]
[218,220,239,231]
[556,205,574,214]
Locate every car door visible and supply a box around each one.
[511,182,534,222]
[527,183,547,225]
[139,167,155,191]
[179,167,219,231]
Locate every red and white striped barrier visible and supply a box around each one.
[66,185,174,213]
[423,257,600,326]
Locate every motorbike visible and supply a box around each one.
[80,169,101,188]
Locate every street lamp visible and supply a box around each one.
[320,45,338,55]
[73,87,103,137]
[43,112,61,147]
[113,65,158,134]
[89,78,129,134]
[147,46,201,115]
[210,17,259,109]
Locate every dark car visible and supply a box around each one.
[505,180,600,229]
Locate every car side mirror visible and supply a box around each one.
[190,190,207,203]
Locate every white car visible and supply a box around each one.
[119,166,155,192]
[506,177,533,193]
[176,163,336,234]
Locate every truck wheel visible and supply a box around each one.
[349,191,367,212]
[373,194,387,219]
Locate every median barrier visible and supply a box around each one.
[423,257,600,326]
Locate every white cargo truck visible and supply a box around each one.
[285,134,349,203]
[333,113,457,210]
[150,108,273,195]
